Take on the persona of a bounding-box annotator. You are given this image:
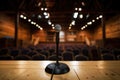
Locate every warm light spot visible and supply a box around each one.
[43,12,47,16]
[75,8,78,11]
[45,8,48,11]
[52,26,55,29]
[23,16,27,19]
[96,17,99,20]
[38,15,42,19]
[28,19,31,22]
[71,20,75,25]
[69,27,71,30]
[78,8,82,11]
[41,8,44,11]
[92,19,95,22]
[99,15,103,18]
[70,61,80,65]
[48,20,52,25]
[87,21,92,25]
[52,24,54,27]
[79,14,83,19]
[82,2,85,6]
[73,12,78,18]
[20,14,24,18]
[40,27,43,30]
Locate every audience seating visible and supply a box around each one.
[9,49,20,57]
[73,49,80,56]
[14,55,31,60]
[32,54,46,60]
[112,49,120,59]
[0,48,10,56]
[27,51,38,57]
[75,54,89,61]
[0,55,13,60]
[0,43,119,61]
[62,51,74,60]
[40,50,50,58]
[101,53,115,60]
[117,55,120,60]
[48,55,62,60]
[81,48,90,58]
[90,48,101,60]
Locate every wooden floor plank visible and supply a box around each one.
[0,69,26,80]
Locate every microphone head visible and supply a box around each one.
[55,24,62,32]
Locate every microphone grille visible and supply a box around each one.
[55,24,61,32]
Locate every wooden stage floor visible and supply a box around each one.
[0,61,120,80]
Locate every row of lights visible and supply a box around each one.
[37,1,55,30]
[40,7,55,30]
[68,2,103,31]
[69,6,103,31]
[20,14,43,30]
[69,7,83,30]
[40,8,50,19]
[68,1,86,30]
[20,7,54,30]
[81,15,103,30]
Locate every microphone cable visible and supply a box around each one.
[50,64,57,80]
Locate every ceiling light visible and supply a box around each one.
[83,26,86,28]
[85,25,88,27]
[28,19,31,22]
[79,14,83,19]
[96,17,99,20]
[70,24,72,27]
[23,16,27,19]
[43,12,48,16]
[81,2,85,6]
[92,19,95,22]
[99,15,103,18]
[73,12,78,18]
[69,27,71,30]
[41,8,44,11]
[52,27,55,29]
[40,27,43,30]
[45,8,48,11]
[38,2,41,6]
[48,20,51,25]
[52,24,54,27]
[38,15,42,19]
[33,22,36,25]
[71,20,75,25]
[38,26,41,28]
[87,21,92,25]
[81,28,84,30]
[45,13,50,19]
[20,14,24,18]
[36,24,39,27]
[45,15,49,19]
[78,8,82,11]
[75,8,78,11]
[31,21,34,24]
[86,14,89,18]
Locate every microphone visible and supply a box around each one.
[54,24,62,32]
[45,24,70,75]
[54,24,61,45]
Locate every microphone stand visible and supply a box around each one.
[56,32,60,65]
[45,31,70,76]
